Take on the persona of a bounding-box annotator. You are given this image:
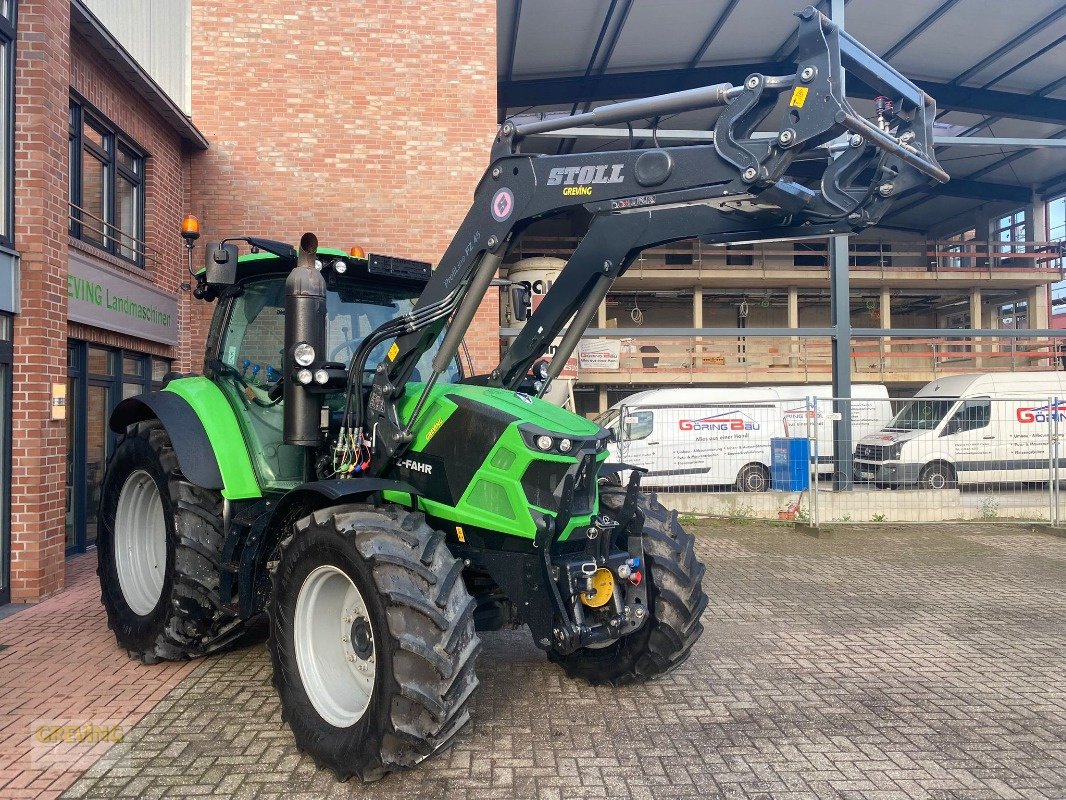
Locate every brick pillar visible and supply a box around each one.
[11,0,72,601]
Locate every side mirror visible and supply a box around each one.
[510,284,531,322]
[205,242,239,287]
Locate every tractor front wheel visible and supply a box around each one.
[97,420,244,662]
[549,489,708,685]
[267,505,480,782]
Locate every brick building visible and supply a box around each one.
[2,0,497,604]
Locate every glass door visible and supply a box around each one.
[84,381,110,547]
[65,342,170,554]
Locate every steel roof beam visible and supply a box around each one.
[882,0,963,61]
[952,5,1066,86]
[500,70,1066,126]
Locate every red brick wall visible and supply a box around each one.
[187,0,499,372]
[9,1,191,601]
[11,0,74,601]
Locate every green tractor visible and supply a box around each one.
[97,7,945,781]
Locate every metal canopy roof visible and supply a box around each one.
[497,0,1066,233]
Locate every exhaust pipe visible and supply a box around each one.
[284,232,327,446]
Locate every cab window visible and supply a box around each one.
[942,398,991,435]
[621,410,654,441]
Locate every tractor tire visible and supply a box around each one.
[267,505,480,782]
[97,420,244,663]
[549,489,708,686]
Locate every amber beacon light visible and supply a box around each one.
[180,214,201,244]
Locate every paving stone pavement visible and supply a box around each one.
[60,523,1066,800]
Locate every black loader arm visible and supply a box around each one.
[352,5,947,473]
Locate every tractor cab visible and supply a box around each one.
[201,243,461,489]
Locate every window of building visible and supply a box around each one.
[945,228,976,269]
[992,209,1027,255]
[1048,195,1065,316]
[794,240,828,267]
[0,3,14,249]
[725,244,754,267]
[68,98,146,266]
[850,242,890,268]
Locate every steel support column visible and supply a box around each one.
[830,0,852,491]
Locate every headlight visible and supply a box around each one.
[314,259,323,271]
[535,435,553,451]
[314,369,329,385]
[293,342,315,366]
[333,259,347,274]
[296,369,313,384]
[559,438,573,453]
[534,360,549,380]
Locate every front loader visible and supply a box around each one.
[96,7,946,781]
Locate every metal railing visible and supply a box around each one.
[508,236,1065,278]
[68,202,163,268]
[515,334,1066,385]
[610,395,1066,526]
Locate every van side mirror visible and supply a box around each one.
[510,284,531,322]
[205,242,239,287]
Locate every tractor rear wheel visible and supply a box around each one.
[549,489,707,685]
[267,505,480,782]
[97,420,243,662]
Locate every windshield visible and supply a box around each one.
[886,398,957,431]
[219,277,461,384]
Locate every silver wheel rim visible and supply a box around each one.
[114,469,167,616]
[294,564,376,728]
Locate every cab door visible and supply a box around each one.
[938,398,993,485]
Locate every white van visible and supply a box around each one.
[597,384,890,491]
[853,372,1066,489]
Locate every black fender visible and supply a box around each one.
[238,478,423,617]
[110,393,224,490]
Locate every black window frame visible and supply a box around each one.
[68,96,147,267]
[0,2,16,249]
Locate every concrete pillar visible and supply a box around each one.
[879,286,892,374]
[692,287,703,368]
[1033,195,1048,241]
[1031,285,1049,329]
[598,386,608,414]
[788,286,799,366]
[970,287,983,367]
[597,298,607,328]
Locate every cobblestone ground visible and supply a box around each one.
[61,523,1066,800]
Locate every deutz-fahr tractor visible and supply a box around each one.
[96,7,946,781]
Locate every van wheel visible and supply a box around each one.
[736,463,770,493]
[918,462,956,490]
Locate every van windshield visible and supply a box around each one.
[596,409,619,436]
[886,398,957,431]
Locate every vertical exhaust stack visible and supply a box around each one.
[284,232,327,446]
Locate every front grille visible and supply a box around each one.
[856,444,897,461]
[522,455,596,516]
